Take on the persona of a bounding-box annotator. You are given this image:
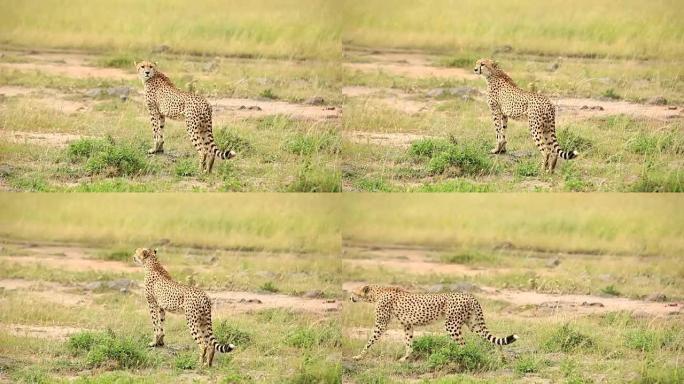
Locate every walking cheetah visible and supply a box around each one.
[135,61,236,173]
[133,248,235,367]
[349,285,517,361]
[474,58,578,172]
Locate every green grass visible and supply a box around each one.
[67,330,154,369]
[0,194,341,253]
[0,0,342,60]
[342,0,684,59]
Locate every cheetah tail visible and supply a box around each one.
[207,327,236,353]
[557,148,578,160]
[472,302,519,346]
[213,147,237,160]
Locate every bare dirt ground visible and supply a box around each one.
[1,50,341,123]
[0,243,340,317]
[343,51,682,147]
[0,324,86,341]
[0,130,92,147]
[342,244,682,318]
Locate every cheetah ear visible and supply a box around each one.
[134,60,138,67]
[153,61,158,67]
[362,285,370,294]
[491,60,499,68]
[153,248,158,255]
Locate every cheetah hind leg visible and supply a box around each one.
[206,153,215,174]
[399,324,414,361]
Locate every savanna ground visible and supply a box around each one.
[0,0,342,192]
[341,0,684,192]
[340,195,684,383]
[0,195,343,383]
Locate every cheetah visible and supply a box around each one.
[135,61,235,173]
[133,248,235,367]
[474,58,578,172]
[349,285,518,361]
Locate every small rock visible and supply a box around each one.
[325,299,336,304]
[238,105,262,111]
[644,293,667,302]
[0,164,12,177]
[84,282,103,290]
[325,106,336,110]
[255,271,276,278]
[546,258,561,268]
[238,298,262,304]
[304,96,325,105]
[581,302,605,307]
[547,62,560,72]
[494,45,513,54]
[667,105,678,110]
[85,88,104,97]
[303,290,324,299]
[106,86,131,98]
[426,88,446,97]
[202,61,219,72]
[450,282,481,292]
[107,279,136,290]
[647,96,667,106]
[152,44,171,53]
[591,105,605,111]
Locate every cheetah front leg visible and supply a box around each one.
[399,324,414,361]
[353,309,390,360]
[488,102,507,154]
[147,107,165,154]
[445,316,466,346]
[147,303,165,347]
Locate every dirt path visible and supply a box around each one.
[212,97,340,121]
[344,50,476,81]
[0,324,86,340]
[0,130,90,147]
[210,291,340,315]
[344,131,434,147]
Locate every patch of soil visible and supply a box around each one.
[0,86,35,97]
[0,278,90,306]
[345,326,432,342]
[2,245,136,273]
[345,50,477,80]
[0,130,89,147]
[212,97,340,121]
[481,287,682,317]
[209,291,340,316]
[1,324,86,340]
[0,61,134,80]
[344,131,432,147]
[555,98,682,121]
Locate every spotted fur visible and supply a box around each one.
[474,58,578,172]
[133,248,235,367]
[135,61,235,173]
[349,285,518,361]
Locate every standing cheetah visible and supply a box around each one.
[133,248,235,367]
[474,58,577,172]
[135,61,236,173]
[349,285,518,361]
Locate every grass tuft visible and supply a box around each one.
[67,330,152,369]
[542,324,595,353]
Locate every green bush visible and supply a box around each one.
[174,158,198,177]
[259,88,278,99]
[288,163,341,192]
[542,324,595,353]
[601,285,620,296]
[213,321,252,346]
[515,159,540,177]
[409,138,452,158]
[67,330,151,369]
[173,353,197,370]
[285,130,340,156]
[67,137,146,177]
[214,128,254,155]
[557,128,593,153]
[514,354,545,375]
[426,338,497,372]
[285,324,340,349]
[287,360,341,384]
[260,281,279,293]
[415,180,490,192]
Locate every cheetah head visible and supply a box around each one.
[133,248,158,266]
[350,285,376,303]
[474,58,498,77]
[135,60,157,82]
